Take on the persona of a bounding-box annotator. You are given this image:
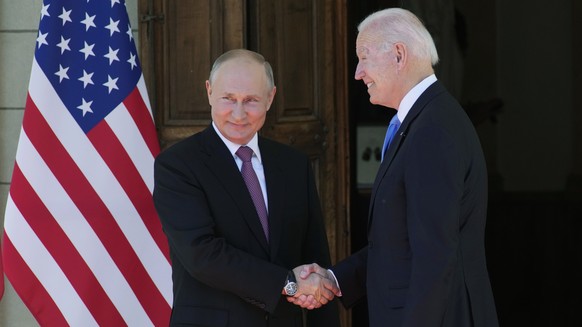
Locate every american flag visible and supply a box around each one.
[1,0,172,325]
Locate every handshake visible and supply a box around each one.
[285,263,341,310]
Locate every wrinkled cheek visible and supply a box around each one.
[211,106,228,119]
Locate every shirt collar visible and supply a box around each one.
[212,122,262,163]
[396,74,437,122]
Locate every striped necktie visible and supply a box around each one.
[236,146,269,241]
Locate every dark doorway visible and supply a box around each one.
[346,2,582,327]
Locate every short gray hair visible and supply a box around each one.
[208,49,275,88]
[358,8,439,66]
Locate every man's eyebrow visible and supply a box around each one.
[356,47,369,55]
[220,92,262,99]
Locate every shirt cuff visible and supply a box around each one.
[327,269,342,297]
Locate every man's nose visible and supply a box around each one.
[354,63,364,80]
[232,102,246,119]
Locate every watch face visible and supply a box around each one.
[285,282,298,296]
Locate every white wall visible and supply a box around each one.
[0,1,138,325]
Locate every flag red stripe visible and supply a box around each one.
[0,240,3,300]
[24,96,167,325]
[3,236,69,327]
[123,88,160,157]
[88,119,170,263]
[9,164,126,326]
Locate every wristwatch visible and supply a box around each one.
[283,271,298,296]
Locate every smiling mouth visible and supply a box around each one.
[366,82,374,88]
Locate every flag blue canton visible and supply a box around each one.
[35,0,141,133]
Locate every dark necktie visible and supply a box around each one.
[236,146,269,241]
[381,114,401,162]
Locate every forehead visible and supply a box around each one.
[218,59,263,75]
[212,59,270,94]
[355,29,383,56]
[215,60,265,82]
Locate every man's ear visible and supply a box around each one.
[394,43,407,67]
[205,80,214,106]
[205,80,212,97]
[266,86,277,111]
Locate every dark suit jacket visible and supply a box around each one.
[334,81,498,326]
[153,126,339,327]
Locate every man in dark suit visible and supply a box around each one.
[153,49,340,326]
[292,8,499,326]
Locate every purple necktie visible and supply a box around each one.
[381,114,401,162]
[236,146,269,241]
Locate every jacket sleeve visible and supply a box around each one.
[332,247,368,309]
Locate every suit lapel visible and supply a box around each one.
[200,127,270,254]
[259,138,285,261]
[367,81,447,230]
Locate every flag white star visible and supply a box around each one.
[105,18,120,36]
[104,47,120,65]
[58,7,72,26]
[78,70,94,88]
[126,24,133,41]
[80,13,97,31]
[55,64,70,82]
[36,31,49,49]
[40,4,50,20]
[79,41,95,60]
[56,36,71,54]
[111,0,121,7]
[127,52,137,70]
[103,75,119,93]
[77,98,94,116]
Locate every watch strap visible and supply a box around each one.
[286,271,296,284]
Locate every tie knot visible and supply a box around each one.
[236,146,254,162]
[389,114,400,128]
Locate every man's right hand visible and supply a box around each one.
[286,263,341,309]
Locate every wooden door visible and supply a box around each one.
[138,0,351,325]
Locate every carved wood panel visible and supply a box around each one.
[250,1,350,279]
[140,0,246,147]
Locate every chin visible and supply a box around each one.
[227,133,252,145]
[368,97,380,106]
[369,97,392,109]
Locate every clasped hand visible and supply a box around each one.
[286,264,341,310]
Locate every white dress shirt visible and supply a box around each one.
[212,122,269,212]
